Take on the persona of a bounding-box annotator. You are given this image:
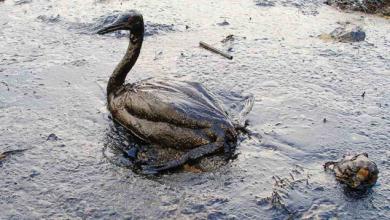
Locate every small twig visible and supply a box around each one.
[289,172,295,180]
[0,149,28,161]
[2,149,28,156]
[199,41,233,60]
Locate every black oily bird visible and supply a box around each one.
[98,10,251,173]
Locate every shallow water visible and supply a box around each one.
[1,0,389,219]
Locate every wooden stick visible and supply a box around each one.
[199,41,233,60]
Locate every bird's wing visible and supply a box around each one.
[122,79,229,129]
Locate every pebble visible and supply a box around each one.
[47,133,59,141]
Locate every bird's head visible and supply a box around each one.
[97,10,144,35]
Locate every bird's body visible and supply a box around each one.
[98,11,247,173]
[109,79,236,150]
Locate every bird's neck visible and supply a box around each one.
[107,29,144,96]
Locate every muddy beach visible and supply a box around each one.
[1,0,389,219]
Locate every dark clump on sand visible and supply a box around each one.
[325,0,390,15]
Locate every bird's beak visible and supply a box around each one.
[97,21,126,35]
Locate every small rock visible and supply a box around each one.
[324,153,379,189]
[221,34,234,43]
[217,20,230,26]
[1,81,9,91]
[255,0,275,7]
[125,147,138,160]
[30,170,40,178]
[47,133,59,141]
[330,25,366,42]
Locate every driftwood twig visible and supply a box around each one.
[199,41,233,60]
